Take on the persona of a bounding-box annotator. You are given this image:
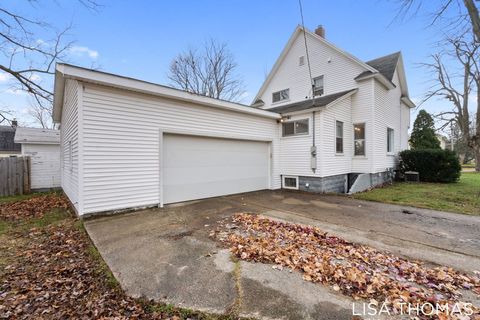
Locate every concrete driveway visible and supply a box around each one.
[84,190,480,319]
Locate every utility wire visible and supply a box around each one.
[298,0,315,99]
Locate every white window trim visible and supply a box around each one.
[282,175,299,190]
[353,122,366,157]
[387,127,395,155]
[272,88,290,104]
[313,75,325,97]
[335,119,344,155]
[281,118,310,137]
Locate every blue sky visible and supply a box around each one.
[0,0,456,127]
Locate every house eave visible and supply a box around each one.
[401,96,415,108]
[53,64,281,123]
[278,88,358,116]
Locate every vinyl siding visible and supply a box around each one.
[351,79,375,173]
[259,32,366,109]
[318,97,353,176]
[372,70,409,172]
[60,79,80,211]
[279,113,315,177]
[22,144,61,189]
[81,83,280,215]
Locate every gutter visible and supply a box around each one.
[53,63,281,123]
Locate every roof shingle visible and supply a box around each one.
[267,89,357,114]
[365,52,401,81]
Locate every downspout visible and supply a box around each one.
[311,110,317,173]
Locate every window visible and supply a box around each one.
[313,75,324,96]
[272,89,289,103]
[282,119,309,137]
[387,128,394,153]
[299,56,305,66]
[354,123,365,156]
[282,176,299,190]
[336,121,343,154]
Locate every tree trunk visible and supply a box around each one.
[475,147,480,172]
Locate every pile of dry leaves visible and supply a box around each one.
[214,213,480,319]
[0,220,161,319]
[0,196,214,319]
[0,193,70,221]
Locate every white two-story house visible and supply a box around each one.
[53,25,414,216]
[250,25,414,193]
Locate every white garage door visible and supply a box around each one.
[163,134,270,204]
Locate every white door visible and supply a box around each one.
[163,134,270,204]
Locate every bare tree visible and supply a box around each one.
[0,1,100,128]
[395,0,479,41]
[420,34,480,170]
[168,39,245,102]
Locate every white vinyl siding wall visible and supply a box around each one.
[373,70,407,172]
[22,144,61,189]
[259,32,367,109]
[317,97,353,176]
[81,83,279,215]
[351,79,375,173]
[279,113,314,177]
[60,79,80,211]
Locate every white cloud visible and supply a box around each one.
[0,72,11,83]
[69,46,99,59]
[4,88,27,96]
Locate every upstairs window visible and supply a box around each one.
[272,89,289,103]
[336,121,344,154]
[299,56,305,66]
[387,128,394,153]
[282,119,309,137]
[313,75,324,96]
[354,123,366,156]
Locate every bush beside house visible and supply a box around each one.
[399,149,461,183]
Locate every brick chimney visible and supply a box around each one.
[314,25,325,38]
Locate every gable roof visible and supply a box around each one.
[268,89,357,115]
[0,126,21,152]
[14,127,60,144]
[365,52,401,81]
[251,26,376,106]
[53,64,280,123]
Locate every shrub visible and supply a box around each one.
[399,149,461,183]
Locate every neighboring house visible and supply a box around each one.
[436,134,452,150]
[14,127,61,190]
[53,25,414,216]
[0,124,21,157]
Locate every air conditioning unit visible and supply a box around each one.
[404,171,419,183]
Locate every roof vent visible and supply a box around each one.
[315,25,325,38]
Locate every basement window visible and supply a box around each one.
[282,176,299,190]
[272,88,289,103]
[282,119,309,137]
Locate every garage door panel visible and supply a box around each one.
[163,134,269,204]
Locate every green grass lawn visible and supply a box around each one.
[353,172,480,215]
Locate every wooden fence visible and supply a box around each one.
[0,157,31,197]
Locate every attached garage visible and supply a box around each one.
[53,64,281,216]
[162,134,271,204]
